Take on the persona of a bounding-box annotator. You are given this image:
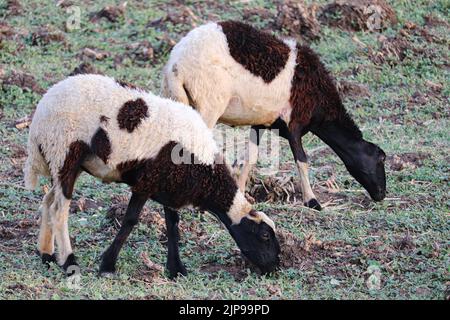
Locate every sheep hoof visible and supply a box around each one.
[98,262,116,277]
[98,271,116,279]
[167,262,187,279]
[41,253,57,267]
[305,199,322,211]
[62,253,80,277]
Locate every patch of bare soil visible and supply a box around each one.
[387,152,428,171]
[200,255,249,282]
[393,233,415,251]
[277,228,405,285]
[248,175,302,203]
[30,27,65,46]
[445,283,450,301]
[336,80,371,99]
[133,251,165,283]
[69,197,105,214]
[369,34,414,66]
[148,0,225,32]
[56,0,74,9]
[320,0,397,31]
[78,47,109,61]
[2,142,28,178]
[69,62,101,76]
[14,115,32,129]
[126,41,154,62]
[1,70,44,94]
[0,21,15,41]
[242,7,274,22]
[278,230,324,269]
[423,14,449,29]
[90,2,127,23]
[0,218,37,253]
[278,230,370,282]
[105,196,165,232]
[114,41,156,66]
[4,0,22,16]
[369,23,445,67]
[247,166,351,207]
[272,0,321,41]
[402,21,447,45]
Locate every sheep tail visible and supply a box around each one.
[24,137,49,190]
[161,64,190,105]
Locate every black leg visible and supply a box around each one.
[250,125,266,146]
[271,119,322,210]
[164,206,187,279]
[99,192,147,275]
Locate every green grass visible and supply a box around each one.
[0,0,449,300]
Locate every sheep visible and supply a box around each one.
[162,21,387,210]
[24,74,280,278]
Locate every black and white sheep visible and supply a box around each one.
[162,21,387,210]
[24,74,280,277]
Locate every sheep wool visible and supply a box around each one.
[24,74,218,190]
[162,22,298,127]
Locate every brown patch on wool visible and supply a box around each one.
[99,115,109,123]
[90,128,111,164]
[117,98,149,133]
[218,21,290,83]
[117,142,238,215]
[59,141,91,199]
[289,45,362,138]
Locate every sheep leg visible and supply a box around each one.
[38,187,57,265]
[49,187,78,274]
[99,192,147,275]
[271,119,321,210]
[235,125,266,192]
[164,206,187,279]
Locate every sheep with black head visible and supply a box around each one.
[24,74,280,278]
[162,21,387,210]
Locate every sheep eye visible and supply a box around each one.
[261,232,270,241]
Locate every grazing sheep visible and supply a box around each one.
[162,21,387,210]
[24,74,280,278]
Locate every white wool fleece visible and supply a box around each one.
[162,22,298,127]
[25,74,218,189]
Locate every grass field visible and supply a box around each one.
[0,0,448,299]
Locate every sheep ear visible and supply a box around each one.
[247,210,275,231]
